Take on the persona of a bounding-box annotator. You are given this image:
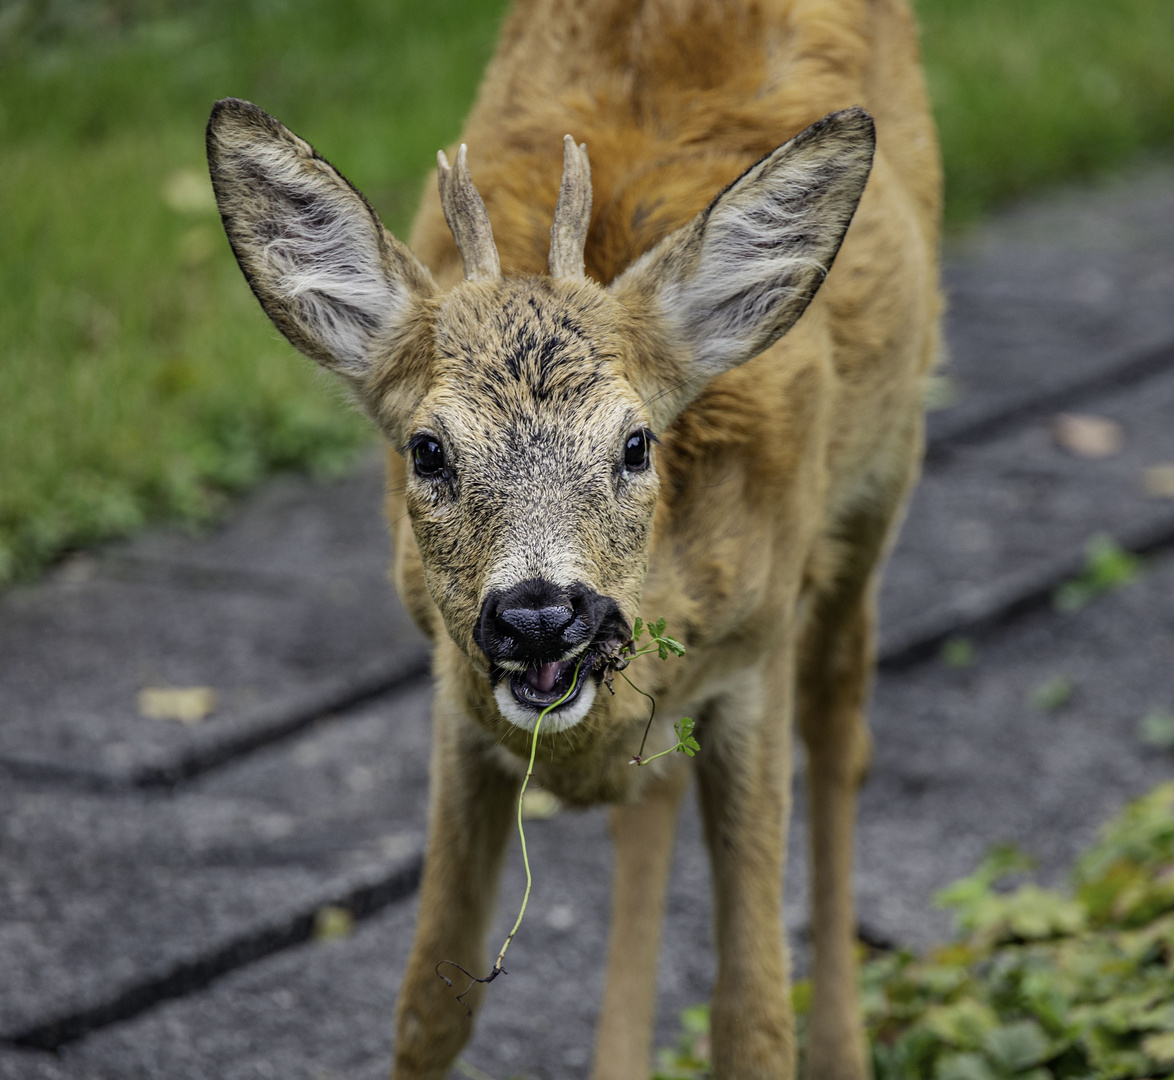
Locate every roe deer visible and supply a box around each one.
[206,0,940,1075]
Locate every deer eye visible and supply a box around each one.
[623,429,652,472]
[411,436,446,478]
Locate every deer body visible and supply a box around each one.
[207,0,940,1076]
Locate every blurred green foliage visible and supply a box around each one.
[657,783,1174,1080]
[0,0,508,584]
[1,0,1172,583]
[916,0,1174,224]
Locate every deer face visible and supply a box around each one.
[393,278,657,729]
[206,98,874,734]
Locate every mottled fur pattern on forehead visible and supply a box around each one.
[428,277,635,425]
[401,280,658,659]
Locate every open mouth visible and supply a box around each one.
[508,653,594,710]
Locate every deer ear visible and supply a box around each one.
[610,108,875,424]
[206,98,435,381]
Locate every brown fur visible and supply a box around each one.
[206,1,941,1076]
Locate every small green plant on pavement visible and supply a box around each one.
[655,782,1174,1080]
[1053,535,1142,613]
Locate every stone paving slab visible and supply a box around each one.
[5,354,1172,786]
[0,683,431,1042]
[880,363,1174,656]
[3,163,1174,1077]
[0,457,429,787]
[5,171,1174,790]
[859,549,1174,949]
[16,548,1174,1079]
[4,367,1171,1050]
[930,162,1174,444]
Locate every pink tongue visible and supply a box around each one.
[529,662,561,694]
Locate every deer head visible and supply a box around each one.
[206,98,874,733]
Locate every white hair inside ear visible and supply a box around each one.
[612,107,876,383]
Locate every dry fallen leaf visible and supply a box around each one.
[1143,464,1174,499]
[520,787,562,820]
[313,905,355,942]
[924,373,962,412]
[1052,413,1124,459]
[137,686,217,724]
[1053,413,1124,458]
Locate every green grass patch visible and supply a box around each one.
[0,0,510,584]
[656,783,1174,1080]
[2,0,1173,582]
[916,0,1174,225]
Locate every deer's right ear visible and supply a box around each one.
[206,98,435,382]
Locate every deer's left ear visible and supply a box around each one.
[207,98,436,383]
[610,107,875,426]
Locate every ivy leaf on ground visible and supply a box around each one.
[657,782,1174,1079]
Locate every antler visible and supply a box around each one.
[437,144,501,282]
[549,135,592,280]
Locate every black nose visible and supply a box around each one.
[474,579,624,665]
[494,604,575,643]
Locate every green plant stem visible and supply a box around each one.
[633,742,680,767]
[624,670,659,762]
[491,654,586,974]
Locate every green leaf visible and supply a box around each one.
[679,1004,709,1035]
[942,636,976,669]
[674,718,699,757]
[1030,675,1075,711]
[1138,710,1174,750]
[936,844,1035,914]
[632,617,644,641]
[982,1019,1050,1071]
[1142,1030,1174,1065]
[923,999,1001,1050]
[1053,535,1141,612]
[933,1051,999,1080]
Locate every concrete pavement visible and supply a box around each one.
[3,161,1174,1079]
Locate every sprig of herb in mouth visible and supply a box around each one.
[605,617,695,766]
[437,617,696,1008]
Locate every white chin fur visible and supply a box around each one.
[494,679,597,733]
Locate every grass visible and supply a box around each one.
[917,0,1174,224]
[2,0,1173,584]
[0,0,509,584]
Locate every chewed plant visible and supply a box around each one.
[605,617,698,766]
[439,617,697,1007]
[655,783,1174,1080]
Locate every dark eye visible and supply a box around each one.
[412,436,446,477]
[623,429,651,472]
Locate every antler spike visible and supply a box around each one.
[548,135,592,280]
[437,143,501,282]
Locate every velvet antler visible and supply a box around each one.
[437,144,501,282]
[548,135,591,279]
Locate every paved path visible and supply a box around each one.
[3,163,1174,1080]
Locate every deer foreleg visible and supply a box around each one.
[697,679,796,1080]
[392,705,519,1080]
[591,764,691,1080]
